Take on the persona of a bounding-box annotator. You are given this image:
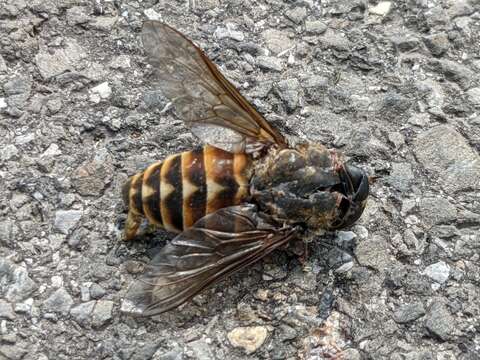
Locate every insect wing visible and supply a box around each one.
[141,21,287,153]
[125,204,296,316]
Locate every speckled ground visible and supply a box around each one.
[1,0,479,359]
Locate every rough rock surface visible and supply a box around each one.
[1,1,479,359]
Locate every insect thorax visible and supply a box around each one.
[250,143,344,230]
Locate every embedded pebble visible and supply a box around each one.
[54,210,83,234]
[215,27,245,42]
[256,56,283,72]
[369,1,392,16]
[305,21,327,35]
[393,303,426,323]
[425,301,455,341]
[35,40,85,79]
[91,300,114,328]
[285,7,307,24]
[227,326,268,354]
[262,29,294,55]
[90,82,112,103]
[414,125,480,192]
[42,288,74,315]
[0,259,37,302]
[423,261,450,284]
[0,300,15,320]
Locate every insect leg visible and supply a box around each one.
[124,210,142,241]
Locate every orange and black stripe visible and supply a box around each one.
[123,145,251,236]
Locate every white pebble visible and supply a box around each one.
[369,1,392,16]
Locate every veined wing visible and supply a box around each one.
[125,204,297,316]
[141,21,287,154]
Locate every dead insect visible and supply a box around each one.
[122,21,369,316]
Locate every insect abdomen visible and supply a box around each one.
[123,145,251,236]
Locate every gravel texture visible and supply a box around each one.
[1,0,479,359]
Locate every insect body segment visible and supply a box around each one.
[123,145,251,240]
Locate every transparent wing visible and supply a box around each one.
[124,204,296,316]
[141,21,287,153]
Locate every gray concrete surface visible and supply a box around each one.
[1,0,479,359]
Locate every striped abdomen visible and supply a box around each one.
[123,145,251,234]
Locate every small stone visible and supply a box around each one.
[51,275,63,288]
[90,16,118,32]
[285,7,307,24]
[109,55,131,70]
[276,78,300,112]
[0,98,6,109]
[72,154,114,196]
[391,35,420,52]
[447,0,474,18]
[319,30,352,52]
[414,125,480,192]
[0,344,28,360]
[277,324,297,342]
[393,302,426,323]
[423,261,450,284]
[194,0,220,9]
[342,349,362,360]
[262,29,294,55]
[14,299,32,314]
[80,283,91,302]
[28,0,58,15]
[15,133,35,145]
[187,339,214,360]
[466,87,480,106]
[91,300,114,328]
[66,6,90,25]
[335,231,356,247]
[43,288,74,315]
[89,283,106,299]
[227,326,268,354]
[42,143,62,157]
[305,21,327,35]
[262,263,287,281]
[369,1,392,16]
[3,76,31,96]
[0,300,15,320]
[423,33,450,56]
[54,210,82,234]
[425,301,455,341]
[46,98,62,114]
[144,8,162,21]
[429,59,474,90]
[356,235,390,271]
[70,301,95,325]
[418,197,457,228]
[408,113,430,127]
[130,343,162,360]
[90,82,112,103]
[0,259,37,302]
[153,346,184,360]
[424,6,449,28]
[256,56,283,72]
[214,27,245,42]
[388,163,414,192]
[35,40,86,79]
